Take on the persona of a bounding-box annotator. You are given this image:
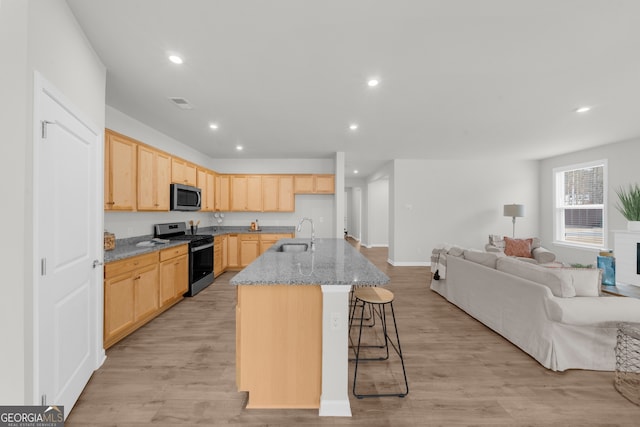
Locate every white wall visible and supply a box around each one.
[345,177,366,241]
[539,138,640,265]
[388,159,539,265]
[0,0,106,404]
[105,107,336,238]
[352,188,362,240]
[367,179,389,247]
[107,106,212,167]
[0,0,28,405]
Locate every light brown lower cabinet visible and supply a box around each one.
[240,234,260,267]
[227,234,240,269]
[259,234,294,254]
[222,233,294,272]
[214,238,223,278]
[104,244,188,349]
[159,245,189,307]
[236,285,322,408]
[221,235,229,272]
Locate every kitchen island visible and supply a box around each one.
[230,238,389,416]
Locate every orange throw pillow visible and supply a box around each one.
[504,237,533,258]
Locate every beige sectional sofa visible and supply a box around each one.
[430,249,640,371]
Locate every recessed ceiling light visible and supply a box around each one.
[349,124,358,131]
[209,123,218,130]
[354,170,359,174]
[168,55,183,64]
[367,79,379,87]
[236,145,243,151]
[575,106,591,113]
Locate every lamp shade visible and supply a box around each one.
[503,204,525,218]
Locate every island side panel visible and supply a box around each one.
[236,284,322,409]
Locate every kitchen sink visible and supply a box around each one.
[276,243,309,253]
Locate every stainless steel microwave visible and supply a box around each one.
[170,183,201,211]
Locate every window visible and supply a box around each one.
[553,160,607,248]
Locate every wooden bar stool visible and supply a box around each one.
[351,287,409,398]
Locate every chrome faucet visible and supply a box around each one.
[297,217,315,251]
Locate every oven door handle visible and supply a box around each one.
[191,242,214,253]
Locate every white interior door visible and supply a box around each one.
[35,75,102,414]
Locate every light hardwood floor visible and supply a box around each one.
[67,241,639,426]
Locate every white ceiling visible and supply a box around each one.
[66,0,640,178]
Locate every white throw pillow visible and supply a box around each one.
[532,247,556,263]
[447,246,465,257]
[496,257,576,297]
[563,268,601,297]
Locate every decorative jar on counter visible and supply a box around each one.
[104,231,115,251]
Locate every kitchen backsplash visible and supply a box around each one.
[105,194,335,238]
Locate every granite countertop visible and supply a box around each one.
[104,236,187,263]
[104,226,296,263]
[230,238,390,286]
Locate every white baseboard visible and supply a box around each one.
[319,398,352,417]
[387,259,430,267]
[361,243,388,249]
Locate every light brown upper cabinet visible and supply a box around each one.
[171,158,197,186]
[231,175,262,211]
[197,168,216,212]
[106,130,335,214]
[262,175,295,212]
[215,174,230,211]
[105,129,137,211]
[294,174,335,194]
[314,175,335,193]
[137,145,171,211]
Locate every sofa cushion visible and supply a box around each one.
[463,249,504,269]
[547,296,640,325]
[496,257,576,297]
[532,246,556,263]
[504,237,533,258]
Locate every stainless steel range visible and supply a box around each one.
[154,222,214,296]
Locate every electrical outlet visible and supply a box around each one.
[331,312,340,330]
[319,216,324,223]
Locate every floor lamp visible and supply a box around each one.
[503,204,524,238]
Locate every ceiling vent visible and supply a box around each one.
[168,97,194,110]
